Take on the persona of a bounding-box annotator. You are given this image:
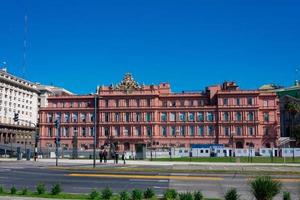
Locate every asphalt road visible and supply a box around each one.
[0,161,299,200]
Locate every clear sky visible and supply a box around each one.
[0,0,299,94]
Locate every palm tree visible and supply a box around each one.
[224,188,240,200]
[285,101,300,138]
[250,176,282,200]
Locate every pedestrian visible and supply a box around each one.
[99,149,103,163]
[103,149,108,163]
[122,151,126,164]
[115,151,119,164]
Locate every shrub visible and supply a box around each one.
[51,183,62,195]
[10,186,17,195]
[89,190,100,200]
[36,183,46,195]
[164,189,178,200]
[193,191,203,200]
[144,187,156,199]
[224,188,240,200]
[250,176,282,200]
[120,191,130,200]
[102,187,113,200]
[179,192,193,200]
[283,192,291,200]
[21,188,28,195]
[0,186,4,194]
[132,188,143,200]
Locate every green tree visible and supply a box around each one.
[285,101,300,138]
[224,188,240,200]
[250,176,282,200]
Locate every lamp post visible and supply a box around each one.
[54,119,60,167]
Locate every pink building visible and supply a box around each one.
[39,74,280,152]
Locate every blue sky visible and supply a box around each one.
[0,0,299,94]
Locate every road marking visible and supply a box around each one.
[274,178,300,183]
[68,173,223,181]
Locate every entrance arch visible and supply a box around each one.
[236,141,243,149]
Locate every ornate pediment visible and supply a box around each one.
[115,73,141,93]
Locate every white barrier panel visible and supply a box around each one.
[282,148,300,157]
[234,149,255,157]
[259,148,279,157]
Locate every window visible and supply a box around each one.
[162,127,167,137]
[236,127,242,136]
[125,112,130,122]
[189,126,195,136]
[264,127,269,135]
[224,127,229,136]
[136,112,141,122]
[146,112,151,122]
[136,127,141,137]
[247,97,253,105]
[47,113,53,123]
[248,112,254,121]
[105,100,109,107]
[189,113,195,121]
[223,98,228,105]
[90,113,94,122]
[64,113,70,123]
[115,112,120,122]
[263,100,268,107]
[124,127,130,136]
[198,112,204,122]
[81,113,86,122]
[180,126,185,136]
[104,127,109,137]
[161,112,167,122]
[170,112,176,121]
[126,99,129,107]
[82,127,86,137]
[208,126,214,136]
[104,113,109,122]
[47,127,52,137]
[179,112,185,121]
[72,113,78,123]
[223,112,229,121]
[116,100,119,107]
[198,126,204,136]
[171,126,176,136]
[236,112,242,121]
[207,112,214,122]
[236,98,241,106]
[114,127,120,137]
[264,113,269,122]
[248,127,254,136]
[90,127,94,137]
[147,99,151,107]
[147,127,152,137]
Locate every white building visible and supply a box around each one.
[0,68,39,127]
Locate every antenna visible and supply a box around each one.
[22,13,28,78]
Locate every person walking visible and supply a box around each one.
[115,151,119,164]
[122,151,126,164]
[103,149,108,163]
[99,149,103,164]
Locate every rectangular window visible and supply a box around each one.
[115,112,120,122]
[223,98,228,105]
[171,126,176,136]
[82,127,86,137]
[236,98,240,106]
[47,113,53,123]
[81,113,86,122]
[161,112,167,122]
[116,100,119,107]
[264,113,269,122]
[224,127,229,136]
[136,127,141,137]
[47,127,52,137]
[208,126,214,136]
[136,112,141,122]
[105,113,109,122]
[248,127,254,136]
[146,112,151,122]
[264,127,269,135]
[124,127,130,136]
[104,127,109,137]
[189,113,195,121]
[247,97,253,105]
[207,112,214,122]
[236,112,242,121]
[147,127,152,137]
[114,127,120,137]
[72,113,78,123]
[189,126,195,136]
[180,126,185,136]
[223,112,229,121]
[198,112,204,122]
[90,127,94,137]
[125,112,130,122]
[170,112,176,121]
[179,112,185,121]
[162,127,167,137]
[198,126,204,136]
[263,100,268,107]
[105,100,109,107]
[236,127,242,136]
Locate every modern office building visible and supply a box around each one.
[39,73,280,151]
[0,68,39,146]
